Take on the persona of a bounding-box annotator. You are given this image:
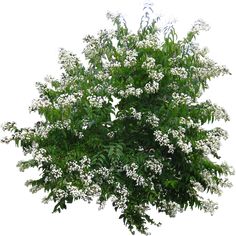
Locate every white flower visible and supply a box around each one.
[192,19,210,33]
[29,97,51,112]
[170,67,188,79]
[55,92,82,108]
[67,160,80,172]
[95,71,112,81]
[32,146,52,163]
[111,182,129,210]
[144,80,159,94]
[201,198,218,216]
[107,131,115,138]
[123,163,147,186]
[136,34,159,49]
[118,84,143,98]
[87,95,108,108]
[172,92,193,106]
[195,127,228,156]
[146,113,160,128]
[124,50,138,67]
[54,189,68,201]
[50,164,63,179]
[154,130,174,153]
[148,71,164,81]
[67,183,83,199]
[142,57,156,70]
[207,101,230,121]
[180,117,201,128]
[130,107,142,120]
[145,159,163,175]
[177,139,192,154]
[58,48,78,70]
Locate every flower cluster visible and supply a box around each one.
[145,158,163,175]
[192,19,210,33]
[55,92,82,108]
[168,127,192,154]
[179,117,201,129]
[195,127,228,156]
[123,163,147,187]
[130,107,142,120]
[170,67,188,79]
[159,200,183,217]
[87,95,108,108]
[153,130,174,153]
[118,84,143,98]
[136,34,159,49]
[50,164,63,180]
[31,144,51,164]
[142,57,156,70]
[67,160,80,172]
[144,80,159,94]
[148,71,164,81]
[29,97,51,112]
[58,48,79,71]
[200,198,218,216]
[202,100,230,121]
[172,92,193,106]
[111,182,129,210]
[124,50,138,67]
[146,113,160,128]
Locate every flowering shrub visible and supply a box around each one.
[1,9,234,235]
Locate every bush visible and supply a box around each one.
[1,8,234,235]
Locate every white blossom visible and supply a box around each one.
[154,130,174,153]
[192,19,210,33]
[144,80,159,94]
[202,100,230,121]
[170,67,188,79]
[168,127,192,154]
[55,92,82,108]
[54,189,68,201]
[67,183,83,199]
[32,146,51,163]
[180,117,201,128]
[177,139,192,154]
[159,200,183,217]
[195,128,228,156]
[172,92,193,106]
[29,97,51,112]
[148,71,164,81]
[95,71,112,81]
[201,198,218,216]
[136,34,159,49]
[87,95,108,108]
[58,48,78,70]
[124,50,138,67]
[1,121,17,132]
[118,84,143,98]
[146,113,160,128]
[111,182,129,210]
[107,131,115,138]
[191,181,205,192]
[67,160,80,172]
[130,107,142,120]
[142,57,156,70]
[123,163,147,187]
[145,158,163,175]
[50,164,63,179]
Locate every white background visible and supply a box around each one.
[0,0,235,235]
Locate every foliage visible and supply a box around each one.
[1,7,234,235]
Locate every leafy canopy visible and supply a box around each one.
[1,7,234,235]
